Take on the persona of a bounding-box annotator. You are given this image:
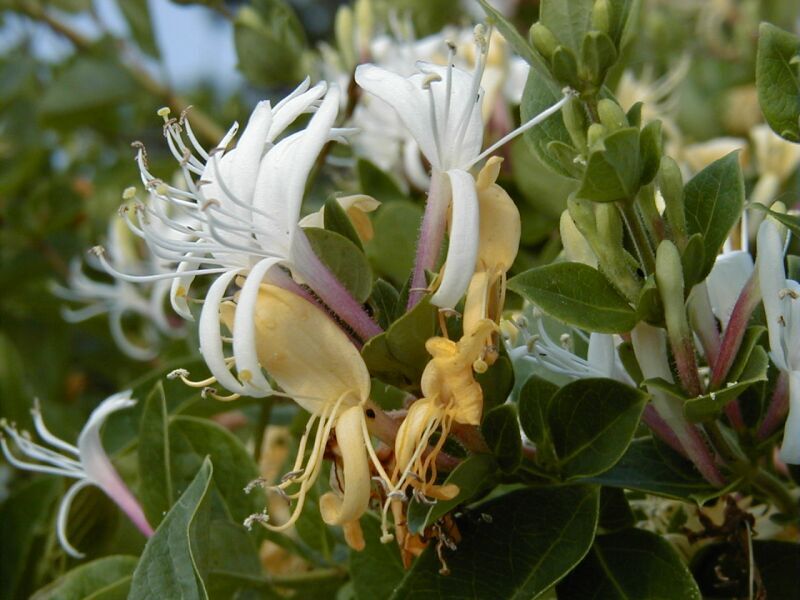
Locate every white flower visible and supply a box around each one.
[98,80,381,400]
[756,218,800,463]
[52,217,183,361]
[706,214,754,331]
[1,392,153,557]
[356,27,568,308]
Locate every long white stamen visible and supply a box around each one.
[31,400,80,456]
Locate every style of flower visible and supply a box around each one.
[240,284,388,550]
[52,216,183,361]
[756,218,800,463]
[0,392,153,557]
[355,26,570,310]
[99,79,381,401]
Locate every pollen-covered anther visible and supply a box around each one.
[89,246,106,257]
[280,469,305,483]
[421,73,443,89]
[243,510,269,531]
[122,187,137,200]
[167,368,189,380]
[244,477,267,494]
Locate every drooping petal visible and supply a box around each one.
[779,371,800,464]
[199,271,248,395]
[56,479,93,558]
[430,169,479,309]
[319,406,371,528]
[231,257,282,397]
[756,219,789,372]
[706,250,754,330]
[254,285,370,414]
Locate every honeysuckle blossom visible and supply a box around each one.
[99,79,381,400]
[0,392,153,557]
[52,218,183,360]
[749,124,800,208]
[239,284,388,549]
[756,218,800,463]
[356,26,569,309]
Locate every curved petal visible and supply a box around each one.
[587,333,616,378]
[57,479,93,558]
[431,169,479,309]
[756,219,789,371]
[268,81,327,141]
[109,309,159,361]
[232,257,282,397]
[707,250,754,330]
[779,371,800,464]
[199,270,248,395]
[170,257,198,321]
[319,407,371,526]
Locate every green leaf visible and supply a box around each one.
[577,127,642,202]
[476,352,515,413]
[587,438,722,503]
[756,23,800,142]
[683,346,769,422]
[551,45,581,88]
[39,58,136,118]
[407,455,497,534]
[168,416,263,523]
[482,404,523,472]
[605,0,636,47]
[522,67,576,178]
[558,528,701,599]
[0,478,60,600]
[508,262,638,333]
[357,159,407,203]
[129,459,213,600]
[233,0,307,87]
[369,279,401,330]
[539,0,594,55]
[362,297,438,388]
[683,152,745,281]
[580,31,617,86]
[365,201,422,286]
[31,556,138,600]
[138,381,173,528]
[751,203,800,238]
[305,227,373,303]
[598,487,635,532]
[680,233,706,291]
[118,0,159,58]
[639,120,663,185]
[548,378,647,479]
[323,196,362,250]
[391,485,599,599]
[635,275,664,326]
[350,516,405,600]
[518,375,559,456]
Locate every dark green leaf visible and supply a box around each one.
[406,454,497,534]
[365,201,422,286]
[357,159,408,203]
[31,556,137,600]
[548,378,647,479]
[587,438,722,503]
[580,31,617,85]
[323,196,362,250]
[605,0,636,47]
[639,120,663,185]
[518,375,559,457]
[370,279,401,330]
[476,352,515,413]
[756,23,800,142]
[558,528,701,599]
[350,516,404,600]
[305,227,373,303]
[598,487,635,532]
[577,127,642,202]
[551,45,581,88]
[39,58,136,118]
[751,203,800,238]
[482,404,523,472]
[129,459,214,600]
[680,233,706,291]
[138,381,173,527]
[683,152,745,281]
[391,485,600,600]
[508,262,638,333]
[118,0,159,58]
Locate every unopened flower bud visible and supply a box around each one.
[562,96,588,151]
[530,23,559,61]
[335,5,356,69]
[657,156,687,248]
[587,122,607,148]
[591,0,611,35]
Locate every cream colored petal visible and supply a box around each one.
[475,175,520,272]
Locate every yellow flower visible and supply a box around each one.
[462,157,520,370]
[237,284,385,548]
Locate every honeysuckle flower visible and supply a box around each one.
[240,284,387,549]
[756,218,800,463]
[52,218,183,360]
[356,26,569,309]
[0,392,153,557]
[706,215,754,331]
[99,79,381,400]
[462,157,520,369]
[750,124,800,208]
[380,320,496,542]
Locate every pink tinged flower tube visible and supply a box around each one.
[1,392,153,558]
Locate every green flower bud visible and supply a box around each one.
[551,46,581,88]
[598,99,628,131]
[530,23,559,61]
[335,5,356,70]
[591,0,611,35]
[562,97,588,151]
[587,122,607,148]
[657,156,687,248]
